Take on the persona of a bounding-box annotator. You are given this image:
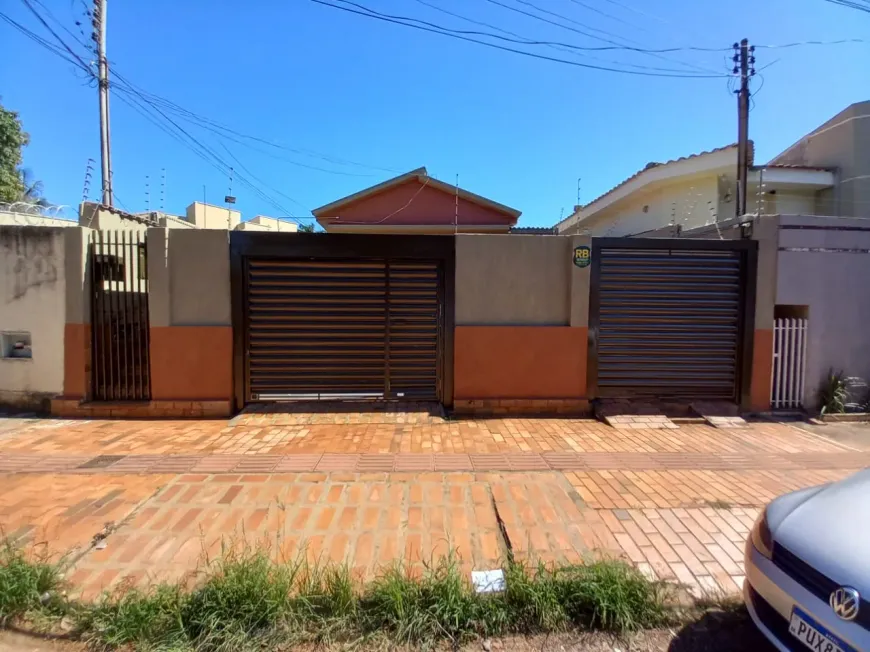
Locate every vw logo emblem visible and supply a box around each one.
[830,586,861,621]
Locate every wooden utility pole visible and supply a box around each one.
[94,0,113,206]
[735,38,754,218]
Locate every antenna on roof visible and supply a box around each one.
[577,177,581,205]
[145,175,150,211]
[160,168,165,211]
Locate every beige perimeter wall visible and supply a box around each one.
[0,226,67,406]
[776,214,870,407]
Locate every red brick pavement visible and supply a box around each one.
[0,416,854,457]
[0,413,865,601]
[0,474,171,561]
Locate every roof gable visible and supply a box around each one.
[312,168,521,221]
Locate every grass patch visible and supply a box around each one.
[1,544,669,650]
[0,542,66,626]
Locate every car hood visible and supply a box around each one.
[773,469,870,593]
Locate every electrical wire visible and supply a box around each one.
[113,85,303,219]
[411,0,693,73]
[513,0,642,43]
[0,11,88,72]
[20,0,92,72]
[312,0,728,77]
[479,0,720,74]
[823,0,870,13]
[564,0,644,30]
[18,1,304,220]
[754,37,867,48]
[30,0,93,53]
[216,141,310,213]
[109,71,393,175]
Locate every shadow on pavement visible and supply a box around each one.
[669,607,776,652]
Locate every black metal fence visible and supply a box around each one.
[90,230,151,401]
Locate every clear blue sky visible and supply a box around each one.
[1,0,868,226]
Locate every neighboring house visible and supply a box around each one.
[556,100,870,237]
[235,215,299,232]
[768,100,870,217]
[81,201,297,232]
[312,167,521,234]
[556,144,835,236]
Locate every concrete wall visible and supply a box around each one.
[148,228,232,405]
[185,202,241,230]
[0,226,67,407]
[0,210,76,228]
[456,235,571,325]
[453,234,590,409]
[235,215,299,232]
[78,202,149,231]
[776,215,870,407]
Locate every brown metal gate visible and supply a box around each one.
[90,230,151,401]
[244,257,443,402]
[588,238,756,402]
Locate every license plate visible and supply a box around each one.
[789,606,856,652]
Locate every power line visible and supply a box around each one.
[19,0,92,72]
[0,10,89,71]
[406,0,731,52]
[513,0,640,43]
[12,1,304,219]
[481,0,720,74]
[411,0,705,73]
[754,37,868,48]
[311,0,728,77]
[564,0,645,31]
[110,72,390,176]
[823,0,870,13]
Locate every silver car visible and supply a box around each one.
[745,469,869,652]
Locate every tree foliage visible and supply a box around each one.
[0,99,47,206]
[0,100,28,204]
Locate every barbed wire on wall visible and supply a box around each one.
[0,202,77,225]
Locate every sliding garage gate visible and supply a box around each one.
[588,239,756,402]
[232,233,454,407]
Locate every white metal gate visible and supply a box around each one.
[771,318,808,409]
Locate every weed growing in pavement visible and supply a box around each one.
[0,543,669,650]
[0,541,67,626]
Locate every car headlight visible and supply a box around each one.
[751,508,774,559]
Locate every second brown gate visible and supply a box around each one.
[588,238,757,403]
[243,257,444,402]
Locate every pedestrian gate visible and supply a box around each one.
[90,230,151,401]
[589,239,756,402]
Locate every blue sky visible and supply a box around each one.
[1,0,868,227]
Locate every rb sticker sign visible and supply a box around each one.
[573,245,591,268]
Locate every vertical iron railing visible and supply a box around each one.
[90,230,151,401]
[771,317,807,409]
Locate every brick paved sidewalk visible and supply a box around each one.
[0,414,864,603]
[0,415,854,456]
[2,466,861,600]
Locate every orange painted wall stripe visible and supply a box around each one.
[454,326,587,399]
[150,326,232,401]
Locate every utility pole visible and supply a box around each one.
[734,38,755,218]
[94,0,113,206]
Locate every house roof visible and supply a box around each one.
[583,143,742,212]
[509,226,558,234]
[753,164,832,172]
[312,167,522,219]
[556,144,744,231]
